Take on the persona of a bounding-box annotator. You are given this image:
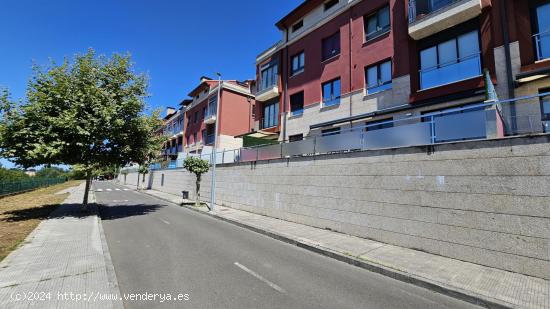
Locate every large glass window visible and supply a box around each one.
[291,51,305,76]
[321,127,341,136]
[366,60,392,94]
[322,78,341,107]
[324,0,339,11]
[534,2,550,60]
[290,92,304,116]
[208,96,217,117]
[366,118,393,131]
[419,30,481,89]
[364,6,390,41]
[259,62,278,91]
[322,31,340,61]
[262,100,279,129]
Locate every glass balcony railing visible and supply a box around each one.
[408,0,461,23]
[534,30,550,61]
[420,53,481,90]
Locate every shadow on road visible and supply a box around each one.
[98,203,163,220]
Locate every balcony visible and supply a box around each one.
[256,84,279,102]
[204,111,217,124]
[408,0,482,40]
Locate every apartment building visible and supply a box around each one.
[159,104,185,161]
[252,0,550,141]
[183,77,255,154]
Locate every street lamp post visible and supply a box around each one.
[210,73,222,212]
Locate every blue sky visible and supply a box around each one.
[0,0,302,168]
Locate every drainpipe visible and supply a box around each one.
[349,8,353,129]
[499,0,516,132]
[282,27,289,142]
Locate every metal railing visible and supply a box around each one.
[0,177,66,197]
[534,30,550,61]
[151,92,549,169]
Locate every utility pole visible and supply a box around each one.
[210,73,222,212]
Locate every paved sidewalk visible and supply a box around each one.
[139,187,549,309]
[0,183,122,309]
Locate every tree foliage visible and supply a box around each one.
[35,167,68,179]
[0,49,160,208]
[182,156,210,208]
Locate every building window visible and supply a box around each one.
[186,135,190,145]
[292,20,303,33]
[321,127,340,136]
[290,92,304,116]
[322,78,341,107]
[208,95,217,117]
[289,134,303,142]
[259,62,278,92]
[366,118,393,131]
[291,51,305,76]
[366,60,392,94]
[202,129,207,143]
[193,132,197,144]
[364,5,390,41]
[322,31,340,61]
[540,90,550,132]
[194,111,199,123]
[419,30,481,90]
[533,2,550,60]
[324,0,339,11]
[262,100,279,129]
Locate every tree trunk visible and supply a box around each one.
[124,174,127,185]
[82,171,92,211]
[195,174,202,208]
[141,173,146,189]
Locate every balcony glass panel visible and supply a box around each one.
[433,109,486,142]
[420,30,481,89]
[364,122,432,149]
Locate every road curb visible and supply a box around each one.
[91,186,125,309]
[138,189,516,309]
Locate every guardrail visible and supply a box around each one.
[151,92,549,169]
[0,177,66,197]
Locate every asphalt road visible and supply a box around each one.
[94,181,481,309]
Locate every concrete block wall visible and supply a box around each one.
[130,135,550,279]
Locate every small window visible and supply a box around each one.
[322,78,341,107]
[194,111,199,123]
[292,20,303,32]
[322,31,340,61]
[290,92,304,116]
[291,51,305,76]
[364,5,390,41]
[203,88,208,94]
[202,129,207,142]
[289,134,303,142]
[365,60,392,94]
[202,107,206,118]
[324,0,339,11]
[193,132,197,144]
[321,127,341,136]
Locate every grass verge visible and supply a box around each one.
[0,180,83,261]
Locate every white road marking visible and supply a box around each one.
[115,188,121,191]
[159,219,170,225]
[96,189,103,192]
[234,262,285,293]
[106,189,112,192]
[123,189,129,191]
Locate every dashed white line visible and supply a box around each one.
[106,189,112,192]
[115,188,121,191]
[96,189,103,192]
[159,219,170,225]
[234,262,285,293]
[123,189,129,191]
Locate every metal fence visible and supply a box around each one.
[153,92,549,169]
[0,177,66,197]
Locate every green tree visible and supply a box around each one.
[182,156,210,208]
[0,49,158,210]
[0,167,29,182]
[134,109,165,190]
